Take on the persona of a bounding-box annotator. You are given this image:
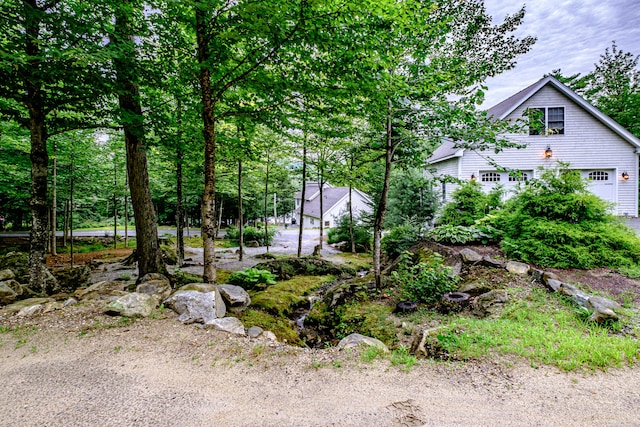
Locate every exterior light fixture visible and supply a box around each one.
[470,174,476,181]
[622,171,630,180]
[544,145,552,158]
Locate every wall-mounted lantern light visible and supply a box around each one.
[470,174,476,181]
[544,145,553,158]
[622,171,630,180]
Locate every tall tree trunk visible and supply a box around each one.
[69,155,74,266]
[196,4,217,283]
[113,156,117,249]
[51,140,57,256]
[124,173,129,248]
[373,99,394,289]
[176,144,184,267]
[238,160,244,261]
[25,0,50,292]
[318,177,324,251]
[349,184,355,253]
[264,152,270,253]
[297,140,307,257]
[111,2,164,279]
[63,200,68,247]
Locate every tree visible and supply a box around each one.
[109,0,165,278]
[0,0,110,290]
[332,1,535,287]
[554,42,640,137]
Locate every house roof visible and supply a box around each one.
[427,75,640,164]
[302,187,350,219]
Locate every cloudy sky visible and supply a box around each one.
[481,0,640,107]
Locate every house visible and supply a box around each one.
[294,182,373,228]
[427,76,640,216]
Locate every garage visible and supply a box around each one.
[581,169,616,206]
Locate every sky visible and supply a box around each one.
[481,0,640,108]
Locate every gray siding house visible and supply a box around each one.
[427,76,640,216]
[294,182,373,228]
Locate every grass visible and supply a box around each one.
[436,288,639,371]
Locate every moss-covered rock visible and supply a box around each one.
[254,256,356,280]
[238,309,302,346]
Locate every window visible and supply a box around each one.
[508,172,529,182]
[324,221,330,227]
[528,107,564,135]
[481,172,501,182]
[588,171,609,181]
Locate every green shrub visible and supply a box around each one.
[225,225,277,246]
[438,181,502,226]
[490,164,640,268]
[426,224,498,245]
[327,214,372,252]
[228,268,277,290]
[381,224,422,260]
[392,252,459,304]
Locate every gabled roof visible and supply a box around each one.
[302,187,350,219]
[487,75,640,148]
[427,75,640,164]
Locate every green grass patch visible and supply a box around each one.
[238,309,302,346]
[438,288,639,371]
[250,275,334,316]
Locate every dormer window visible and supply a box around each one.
[528,107,564,135]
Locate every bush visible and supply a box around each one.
[225,225,277,246]
[381,225,422,260]
[438,181,502,226]
[490,164,640,268]
[391,251,459,304]
[228,268,277,291]
[427,223,499,245]
[327,214,372,252]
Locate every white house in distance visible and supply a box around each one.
[294,182,373,228]
[427,76,640,216]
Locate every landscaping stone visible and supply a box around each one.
[506,261,530,275]
[482,256,505,269]
[0,282,18,305]
[205,316,246,336]
[50,265,92,293]
[0,269,15,282]
[557,283,590,308]
[459,248,482,264]
[136,273,172,302]
[17,304,44,317]
[473,289,509,318]
[0,297,54,315]
[178,283,218,293]
[247,325,264,338]
[164,290,226,324]
[336,333,389,353]
[545,278,563,292]
[75,280,128,301]
[217,284,251,314]
[105,292,158,318]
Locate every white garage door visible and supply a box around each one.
[479,170,533,199]
[583,170,616,205]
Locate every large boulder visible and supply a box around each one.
[50,265,91,294]
[205,316,246,335]
[336,333,389,353]
[105,292,158,318]
[254,256,356,280]
[75,281,128,301]
[178,283,218,293]
[217,284,251,314]
[164,290,226,324]
[136,273,172,302]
